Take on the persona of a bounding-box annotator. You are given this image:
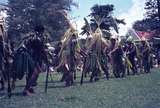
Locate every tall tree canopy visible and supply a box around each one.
[7,0,75,43]
[81,4,125,38]
[145,0,160,19]
[133,0,160,31]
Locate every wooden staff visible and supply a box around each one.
[45,62,50,93]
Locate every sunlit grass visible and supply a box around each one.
[0,68,160,108]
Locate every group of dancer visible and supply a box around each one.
[0,21,158,97]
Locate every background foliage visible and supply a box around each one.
[7,0,75,44]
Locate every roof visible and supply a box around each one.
[127,28,160,41]
[150,37,160,45]
[136,31,155,40]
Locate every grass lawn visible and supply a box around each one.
[1,68,160,108]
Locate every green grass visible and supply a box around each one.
[1,68,160,108]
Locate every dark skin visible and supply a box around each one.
[126,42,137,75]
[55,34,77,86]
[52,42,62,68]
[0,42,13,97]
[23,26,47,96]
[112,45,125,78]
[0,36,4,90]
[141,41,151,73]
[65,34,77,86]
[100,48,109,80]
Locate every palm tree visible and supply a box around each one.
[81,4,125,39]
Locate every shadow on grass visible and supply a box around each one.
[48,85,66,89]
[0,92,5,96]
[0,91,23,98]
[43,79,93,89]
[11,92,23,97]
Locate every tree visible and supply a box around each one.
[81,4,125,38]
[145,0,158,19]
[7,0,75,44]
[133,18,160,31]
[144,0,160,19]
[133,0,160,31]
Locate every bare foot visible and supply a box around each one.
[23,90,33,96]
